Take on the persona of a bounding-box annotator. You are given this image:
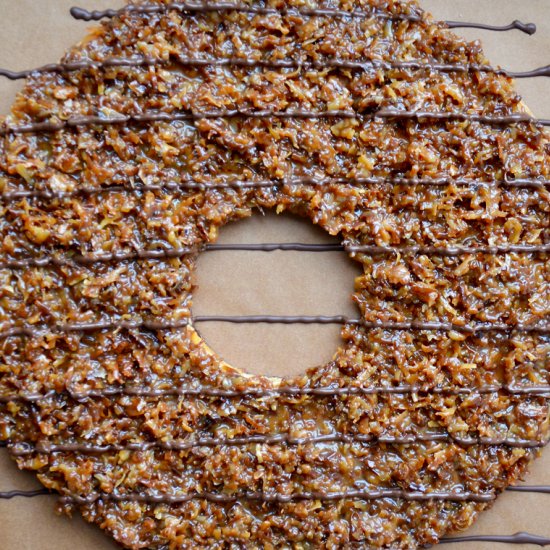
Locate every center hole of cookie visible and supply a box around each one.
[192,212,361,378]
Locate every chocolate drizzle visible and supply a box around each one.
[0,246,196,269]
[207,243,344,252]
[69,3,539,41]
[0,489,51,499]
[69,3,422,22]
[0,488,548,504]
[0,107,547,137]
[0,316,548,341]
[5,431,548,455]
[446,20,537,35]
[1,55,549,83]
[58,488,496,504]
[2,382,550,404]
[0,483,543,548]
[0,175,548,203]
[440,532,550,546]
[0,242,547,272]
[508,485,550,495]
[345,243,550,256]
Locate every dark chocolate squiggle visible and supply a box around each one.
[0,489,51,499]
[1,316,548,341]
[1,382,549,404]
[439,532,550,546]
[508,485,550,495]
[446,20,537,35]
[207,243,343,252]
[5,431,548,455]
[0,242,547,271]
[0,175,548,203]
[0,246,196,269]
[59,488,496,504]
[4,384,550,403]
[69,3,421,22]
[1,55,549,82]
[0,487,494,504]
[0,488,542,547]
[346,243,550,256]
[69,4,538,39]
[0,107,547,137]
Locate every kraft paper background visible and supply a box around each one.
[0,1,548,548]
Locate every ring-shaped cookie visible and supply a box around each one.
[0,1,548,548]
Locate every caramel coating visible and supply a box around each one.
[0,0,548,548]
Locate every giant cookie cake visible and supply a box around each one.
[0,0,549,548]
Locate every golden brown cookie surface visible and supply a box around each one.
[0,0,549,548]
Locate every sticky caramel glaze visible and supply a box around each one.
[1,0,549,548]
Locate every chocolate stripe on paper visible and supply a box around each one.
[0,108,548,136]
[445,20,537,35]
[207,243,343,252]
[192,316,550,334]
[1,56,549,81]
[0,490,51,499]
[507,486,550,495]
[0,176,548,202]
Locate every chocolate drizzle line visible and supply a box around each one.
[0,484,543,549]
[439,532,550,546]
[446,20,537,35]
[0,488,548,502]
[0,242,547,271]
[0,175,548,203]
[1,316,548,340]
[345,244,550,256]
[208,243,343,252]
[1,55,550,82]
[69,4,539,36]
[0,107,547,137]
[1,383,550,404]
[0,489,51,499]
[56,489,498,504]
[5,431,548,455]
[508,485,550,495]
[0,247,196,269]
[69,3,422,22]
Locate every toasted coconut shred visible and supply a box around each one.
[0,0,549,548]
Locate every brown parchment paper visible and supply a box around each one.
[0,1,548,548]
